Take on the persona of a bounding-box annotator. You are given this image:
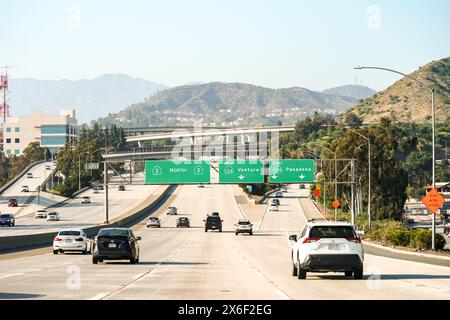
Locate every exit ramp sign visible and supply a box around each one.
[219,160,264,183]
[268,159,315,183]
[145,160,210,184]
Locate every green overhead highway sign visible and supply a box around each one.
[145,160,211,184]
[219,160,264,183]
[268,159,315,183]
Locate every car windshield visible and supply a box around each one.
[238,221,250,225]
[0,214,12,218]
[150,217,158,220]
[59,231,80,236]
[207,216,221,222]
[48,212,57,215]
[309,226,356,238]
[98,229,129,237]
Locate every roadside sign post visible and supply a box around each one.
[145,160,211,184]
[268,160,315,183]
[218,160,264,183]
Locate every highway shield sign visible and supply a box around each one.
[145,160,210,184]
[219,160,264,183]
[269,159,315,183]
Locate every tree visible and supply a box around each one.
[324,118,408,220]
[343,113,363,128]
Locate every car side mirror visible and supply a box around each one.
[203,219,206,222]
[289,235,297,242]
[221,220,224,222]
[136,236,142,241]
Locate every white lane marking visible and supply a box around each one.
[89,292,108,300]
[275,289,290,300]
[0,273,24,279]
[256,271,263,278]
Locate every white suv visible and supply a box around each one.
[289,221,364,279]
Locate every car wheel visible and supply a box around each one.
[205,229,208,232]
[92,257,98,264]
[345,270,353,277]
[297,261,307,279]
[249,231,253,235]
[219,229,222,232]
[354,268,363,280]
[130,257,136,264]
[292,262,298,276]
[136,257,139,263]
[53,250,58,255]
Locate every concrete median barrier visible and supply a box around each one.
[0,184,177,253]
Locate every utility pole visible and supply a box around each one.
[334,151,338,221]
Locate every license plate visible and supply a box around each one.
[108,243,117,248]
[65,239,72,243]
[328,244,339,250]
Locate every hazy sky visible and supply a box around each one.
[1,0,449,91]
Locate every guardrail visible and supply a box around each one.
[0,185,177,253]
[0,160,45,195]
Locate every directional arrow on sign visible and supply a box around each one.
[271,175,278,179]
[299,174,305,179]
[238,175,245,180]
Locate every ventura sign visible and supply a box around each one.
[219,160,264,183]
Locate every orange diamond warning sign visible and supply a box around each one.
[421,188,445,214]
[332,199,340,209]
[313,188,320,197]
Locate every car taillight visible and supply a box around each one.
[303,237,320,243]
[55,237,62,242]
[75,237,84,242]
[347,236,361,243]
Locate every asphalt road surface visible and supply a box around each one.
[0,184,449,299]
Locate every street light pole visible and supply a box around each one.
[355,65,437,248]
[431,88,436,250]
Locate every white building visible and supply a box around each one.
[3,109,78,156]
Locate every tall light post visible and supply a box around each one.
[355,66,436,249]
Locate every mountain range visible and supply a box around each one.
[8,74,168,123]
[96,83,375,127]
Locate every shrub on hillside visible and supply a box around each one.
[386,229,412,247]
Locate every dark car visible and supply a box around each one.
[8,199,18,207]
[92,227,141,264]
[204,215,223,232]
[176,217,190,228]
[0,214,15,227]
[97,185,104,191]
[271,198,280,206]
[118,185,125,191]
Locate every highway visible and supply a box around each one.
[0,162,55,217]
[0,183,449,299]
[0,172,160,236]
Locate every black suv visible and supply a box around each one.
[204,214,223,232]
[176,217,190,228]
[92,228,141,264]
[0,214,15,227]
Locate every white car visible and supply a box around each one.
[146,217,161,228]
[275,191,283,198]
[53,229,91,254]
[166,206,178,215]
[26,172,33,178]
[81,196,91,204]
[269,203,279,211]
[235,219,253,235]
[35,209,48,219]
[289,221,364,279]
[21,186,29,192]
[47,211,60,221]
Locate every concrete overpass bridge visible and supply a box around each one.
[125,125,295,147]
[103,125,296,162]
